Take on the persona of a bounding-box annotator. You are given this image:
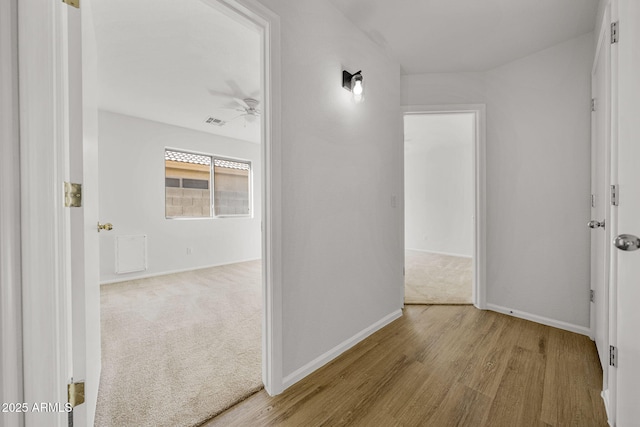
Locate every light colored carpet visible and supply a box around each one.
[95,260,263,427]
[404,250,473,304]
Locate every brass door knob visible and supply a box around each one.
[98,222,113,232]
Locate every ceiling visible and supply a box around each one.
[328,0,598,74]
[92,0,261,143]
[92,0,598,142]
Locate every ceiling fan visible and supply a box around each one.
[205,86,261,127]
[230,97,261,123]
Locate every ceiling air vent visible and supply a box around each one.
[204,116,226,126]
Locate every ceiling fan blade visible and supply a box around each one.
[233,97,250,109]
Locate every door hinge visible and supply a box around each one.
[611,21,619,44]
[609,345,617,367]
[68,381,85,408]
[62,0,80,8]
[591,98,596,112]
[611,185,619,206]
[64,182,82,208]
[590,289,594,303]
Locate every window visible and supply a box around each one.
[213,158,251,216]
[165,149,251,218]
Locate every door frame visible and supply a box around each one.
[606,0,619,422]
[590,1,614,412]
[401,104,487,308]
[14,1,284,426]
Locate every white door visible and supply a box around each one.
[15,0,96,424]
[69,1,102,425]
[611,0,640,424]
[590,8,611,375]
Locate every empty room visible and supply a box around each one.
[5,0,640,426]
[90,0,265,425]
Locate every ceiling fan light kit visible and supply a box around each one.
[342,69,364,103]
[212,97,261,126]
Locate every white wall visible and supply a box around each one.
[98,111,261,283]
[258,0,403,384]
[402,72,486,106]
[404,113,474,257]
[595,0,608,49]
[402,32,594,331]
[484,33,593,328]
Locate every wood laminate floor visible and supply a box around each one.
[203,305,608,427]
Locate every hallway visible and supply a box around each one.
[206,305,607,426]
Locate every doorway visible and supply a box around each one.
[90,0,265,425]
[402,106,486,308]
[14,0,282,424]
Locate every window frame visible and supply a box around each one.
[164,148,253,220]
[212,155,254,218]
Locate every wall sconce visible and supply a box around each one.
[342,69,364,103]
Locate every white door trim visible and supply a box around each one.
[607,0,619,423]
[402,104,487,309]
[217,0,285,396]
[0,0,24,421]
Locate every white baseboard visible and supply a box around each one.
[282,309,403,389]
[485,303,591,337]
[100,257,262,285]
[405,248,473,259]
[601,389,613,426]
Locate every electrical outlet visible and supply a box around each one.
[186,247,192,255]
